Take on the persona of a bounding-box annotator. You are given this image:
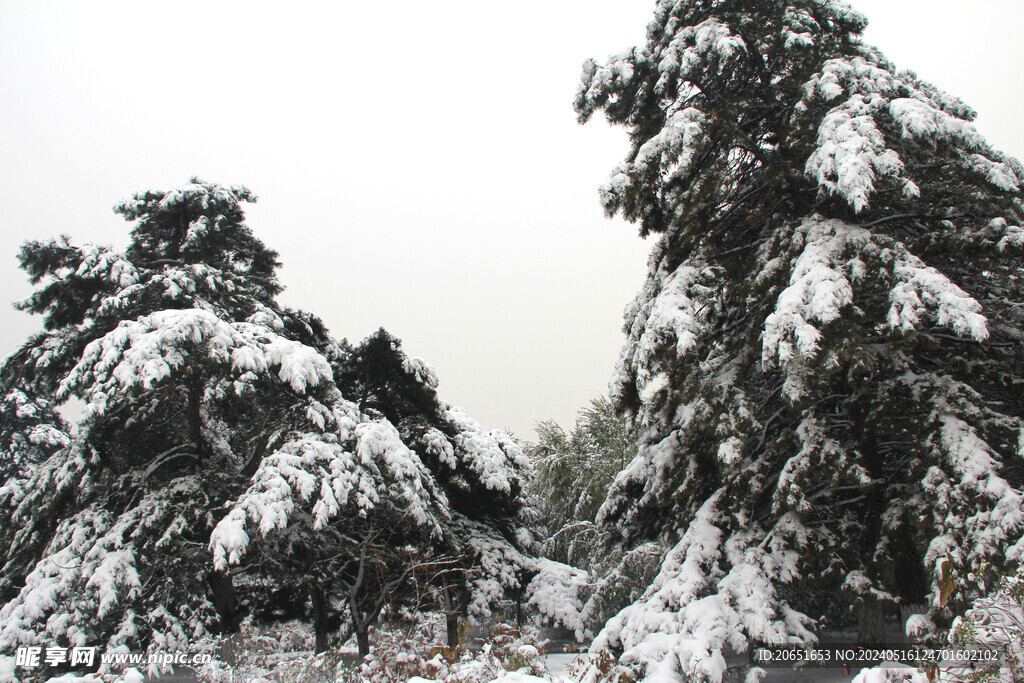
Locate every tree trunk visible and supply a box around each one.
[187,374,207,463]
[857,599,886,645]
[441,585,461,648]
[356,625,370,657]
[447,612,459,648]
[207,570,239,634]
[311,584,329,653]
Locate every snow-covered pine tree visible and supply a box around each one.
[575,1,1024,679]
[0,181,350,677]
[210,328,567,654]
[0,180,573,674]
[0,180,570,674]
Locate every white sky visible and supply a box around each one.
[1,1,1022,440]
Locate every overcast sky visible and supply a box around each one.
[1,1,1022,440]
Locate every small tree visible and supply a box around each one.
[947,566,1024,682]
[528,398,659,639]
[210,328,550,655]
[530,396,636,566]
[576,0,1024,679]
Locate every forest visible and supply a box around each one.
[1,1,1023,682]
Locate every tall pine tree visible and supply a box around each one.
[575,1,1024,680]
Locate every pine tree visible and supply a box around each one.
[531,397,637,556]
[529,399,660,639]
[0,387,71,605]
[210,328,563,654]
[575,1,1024,679]
[0,181,344,677]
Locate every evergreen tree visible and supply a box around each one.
[0,387,71,604]
[210,329,570,654]
[575,1,1024,679]
[531,396,637,561]
[0,181,343,677]
[0,179,566,677]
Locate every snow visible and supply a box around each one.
[888,255,988,341]
[923,415,1024,571]
[632,109,708,188]
[773,417,869,514]
[597,427,684,534]
[355,419,446,528]
[525,559,588,640]
[610,246,719,429]
[445,404,531,494]
[39,668,144,683]
[73,243,140,289]
[0,505,145,652]
[949,569,1024,681]
[210,413,450,571]
[422,428,457,468]
[402,355,440,389]
[904,613,933,639]
[782,6,816,50]
[797,52,1014,210]
[888,98,985,149]
[851,664,929,683]
[763,215,988,399]
[763,219,863,365]
[806,94,910,212]
[454,517,534,620]
[591,491,813,683]
[60,308,335,419]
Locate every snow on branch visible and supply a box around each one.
[526,558,588,640]
[806,95,915,212]
[763,216,988,399]
[444,404,531,494]
[591,491,814,682]
[59,308,334,418]
[211,402,450,572]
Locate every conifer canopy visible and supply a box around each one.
[577,1,1024,679]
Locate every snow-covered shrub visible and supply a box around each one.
[571,649,636,683]
[851,665,929,683]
